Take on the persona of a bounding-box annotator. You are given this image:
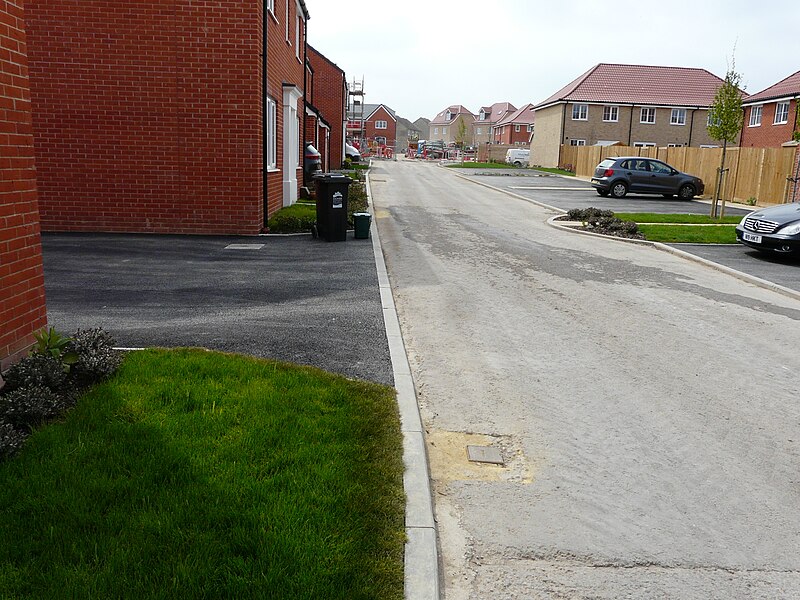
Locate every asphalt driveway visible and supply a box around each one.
[41,232,393,385]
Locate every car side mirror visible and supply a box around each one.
[671,169,678,175]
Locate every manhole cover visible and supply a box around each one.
[466,445,504,465]
[224,244,265,250]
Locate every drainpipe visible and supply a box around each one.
[261,1,269,231]
[627,105,634,146]
[558,103,567,167]
[687,108,696,147]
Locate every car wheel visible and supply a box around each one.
[610,182,628,198]
[596,190,609,197]
[662,194,674,198]
[678,184,695,199]
[513,161,522,167]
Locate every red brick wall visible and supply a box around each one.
[741,100,798,148]
[265,0,306,215]
[1,0,47,369]
[308,46,346,169]
[25,1,268,234]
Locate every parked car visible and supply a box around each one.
[304,142,321,178]
[591,157,704,199]
[345,142,361,162]
[505,148,530,167]
[735,201,800,254]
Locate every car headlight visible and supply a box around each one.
[780,221,800,235]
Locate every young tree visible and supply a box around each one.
[707,62,744,218]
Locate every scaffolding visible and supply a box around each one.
[347,77,366,152]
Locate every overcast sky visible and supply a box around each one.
[306,0,800,122]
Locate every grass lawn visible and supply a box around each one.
[0,349,405,599]
[444,162,509,169]
[530,167,576,177]
[615,213,742,225]
[637,224,738,243]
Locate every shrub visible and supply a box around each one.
[267,203,316,233]
[0,423,28,460]
[567,207,615,222]
[2,354,68,394]
[67,328,123,386]
[0,385,69,428]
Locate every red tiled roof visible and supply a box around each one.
[535,63,732,109]
[478,102,516,124]
[744,70,800,104]
[430,105,475,124]
[496,103,535,127]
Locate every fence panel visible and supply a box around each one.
[563,144,798,205]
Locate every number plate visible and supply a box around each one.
[743,232,762,243]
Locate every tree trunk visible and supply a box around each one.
[719,140,728,218]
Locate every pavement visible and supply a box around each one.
[39,164,798,600]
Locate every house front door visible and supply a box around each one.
[283,86,302,207]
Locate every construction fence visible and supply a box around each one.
[559,144,800,205]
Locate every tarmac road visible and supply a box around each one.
[373,159,800,599]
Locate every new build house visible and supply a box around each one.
[531,63,729,168]
[741,70,800,148]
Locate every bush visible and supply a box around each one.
[67,328,122,386]
[267,203,316,233]
[2,354,67,394]
[0,385,70,428]
[567,207,615,222]
[0,423,28,460]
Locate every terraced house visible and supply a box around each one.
[530,63,730,168]
[741,70,800,149]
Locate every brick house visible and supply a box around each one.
[473,102,515,145]
[348,103,397,153]
[24,0,309,235]
[429,105,475,146]
[307,45,347,170]
[530,64,728,168]
[1,0,48,369]
[493,103,535,145]
[741,70,800,149]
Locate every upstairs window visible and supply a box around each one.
[670,108,686,125]
[266,97,277,169]
[571,104,588,120]
[603,105,618,122]
[775,102,790,125]
[640,108,656,124]
[515,125,521,132]
[375,120,388,129]
[569,139,586,146]
[267,0,274,15]
[749,105,762,127]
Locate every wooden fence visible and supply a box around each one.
[560,144,799,205]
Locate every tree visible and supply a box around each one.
[707,62,744,218]
[455,118,469,164]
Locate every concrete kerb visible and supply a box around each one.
[365,171,441,600]
[448,168,800,304]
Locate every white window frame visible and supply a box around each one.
[527,124,533,132]
[285,0,290,42]
[515,124,521,132]
[602,105,619,122]
[445,111,452,121]
[749,105,762,127]
[266,0,275,16]
[640,108,656,124]
[475,127,482,135]
[667,143,683,148]
[774,102,790,125]
[375,120,388,130]
[670,108,686,125]
[295,12,301,60]
[569,139,586,146]
[479,110,487,121]
[266,96,277,170]
[434,127,439,134]
[633,141,656,147]
[571,104,588,121]
[442,126,448,135]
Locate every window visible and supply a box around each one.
[571,104,588,120]
[479,110,487,121]
[515,125,521,132]
[296,12,302,60]
[527,124,533,132]
[442,127,448,135]
[285,0,290,41]
[266,0,274,14]
[266,97,277,170]
[434,127,439,134]
[775,102,790,125]
[569,139,586,146]
[375,120,388,130]
[649,161,672,174]
[749,105,762,127]
[670,108,686,125]
[476,127,482,134]
[707,112,720,127]
[603,106,618,122]
[633,141,656,147]
[640,108,656,124]
[445,111,452,121]
[667,143,683,148]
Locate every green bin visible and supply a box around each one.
[353,212,371,239]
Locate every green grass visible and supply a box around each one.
[0,349,405,599]
[615,213,742,224]
[637,224,738,243]
[444,161,510,169]
[530,167,576,176]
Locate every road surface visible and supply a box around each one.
[371,159,800,599]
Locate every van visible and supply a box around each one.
[505,148,530,167]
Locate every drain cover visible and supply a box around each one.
[466,445,504,465]
[224,244,265,250]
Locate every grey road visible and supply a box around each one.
[373,159,800,599]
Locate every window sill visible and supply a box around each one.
[268,9,278,24]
